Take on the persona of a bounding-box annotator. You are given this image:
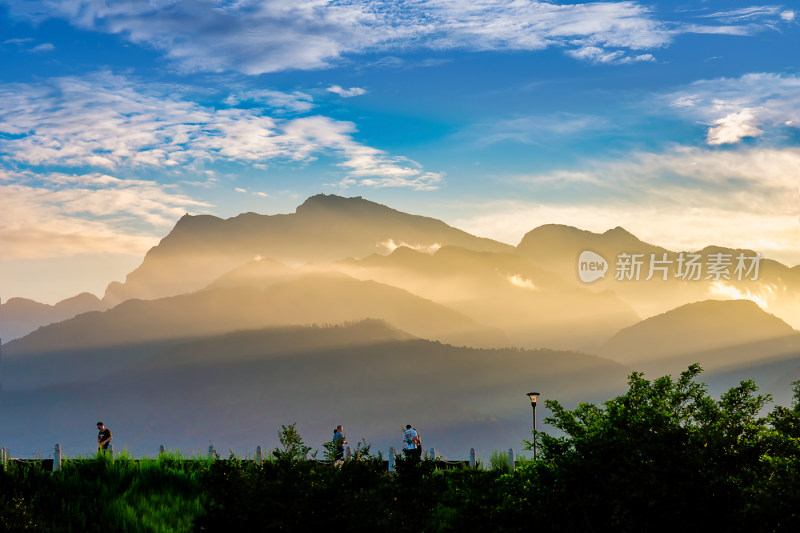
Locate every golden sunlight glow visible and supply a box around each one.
[707,281,776,309]
[377,239,442,254]
[508,274,539,291]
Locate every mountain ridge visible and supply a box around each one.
[599,299,796,364]
[102,194,514,305]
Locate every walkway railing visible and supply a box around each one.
[1,444,521,473]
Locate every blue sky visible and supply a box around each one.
[1,0,799,303]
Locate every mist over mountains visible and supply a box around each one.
[1,194,798,457]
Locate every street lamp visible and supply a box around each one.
[526,392,540,460]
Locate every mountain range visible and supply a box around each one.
[1,194,798,456]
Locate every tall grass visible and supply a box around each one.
[1,450,208,532]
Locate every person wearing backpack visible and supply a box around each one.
[402,424,422,460]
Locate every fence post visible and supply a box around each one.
[108,444,114,458]
[0,447,6,468]
[508,448,515,472]
[159,445,166,455]
[346,446,351,459]
[388,447,396,473]
[469,448,476,469]
[428,447,435,460]
[53,443,61,472]
[256,445,263,465]
[208,445,215,459]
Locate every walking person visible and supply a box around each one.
[97,422,112,452]
[333,425,347,466]
[402,424,422,460]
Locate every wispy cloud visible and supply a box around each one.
[419,0,671,54]
[0,169,209,258]
[454,146,800,265]
[29,42,54,52]
[566,46,654,65]
[2,37,33,45]
[469,113,612,146]
[703,6,795,23]
[5,1,788,73]
[664,72,800,144]
[0,73,442,189]
[327,85,367,97]
[225,89,314,113]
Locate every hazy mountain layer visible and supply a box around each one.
[517,224,800,328]
[103,194,513,305]
[0,293,103,341]
[599,299,796,365]
[4,194,797,348]
[0,320,628,459]
[2,273,505,390]
[335,245,639,349]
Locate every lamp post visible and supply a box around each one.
[526,392,540,460]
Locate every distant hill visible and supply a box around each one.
[2,273,505,390]
[516,225,800,328]
[0,293,103,341]
[517,224,665,274]
[599,299,796,364]
[103,194,513,305]
[337,245,639,349]
[0,321,628,458]
[700,340,800,408]
[207,257,295,290]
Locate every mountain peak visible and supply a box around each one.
[600,299,796,363]
[603,226,635,238]
[296,194,371,213]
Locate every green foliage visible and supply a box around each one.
[6,371,800,532]
[522,363,782,531]
[321,436,340,463]
[488,449,512,473]
[273,422,312,461]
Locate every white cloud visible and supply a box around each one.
[7,0,785,72]
[0,73,442,190]
[422,0,670,53]
[566,46,654,64]
[704,6,793,23]
[29,42,54,52]
[470,113,611,146]
[666,72,800,145]
[327,85,367,97]
[4,0,400,74]
[454,146,800,266]
[0,169,209,258]
[681,24,754,36]
[225,89,314,113]
[2,37,33,45]
[706,109,764,145]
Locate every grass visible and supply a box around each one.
[2,450,209,532]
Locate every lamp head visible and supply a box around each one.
[526,392,540,406]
